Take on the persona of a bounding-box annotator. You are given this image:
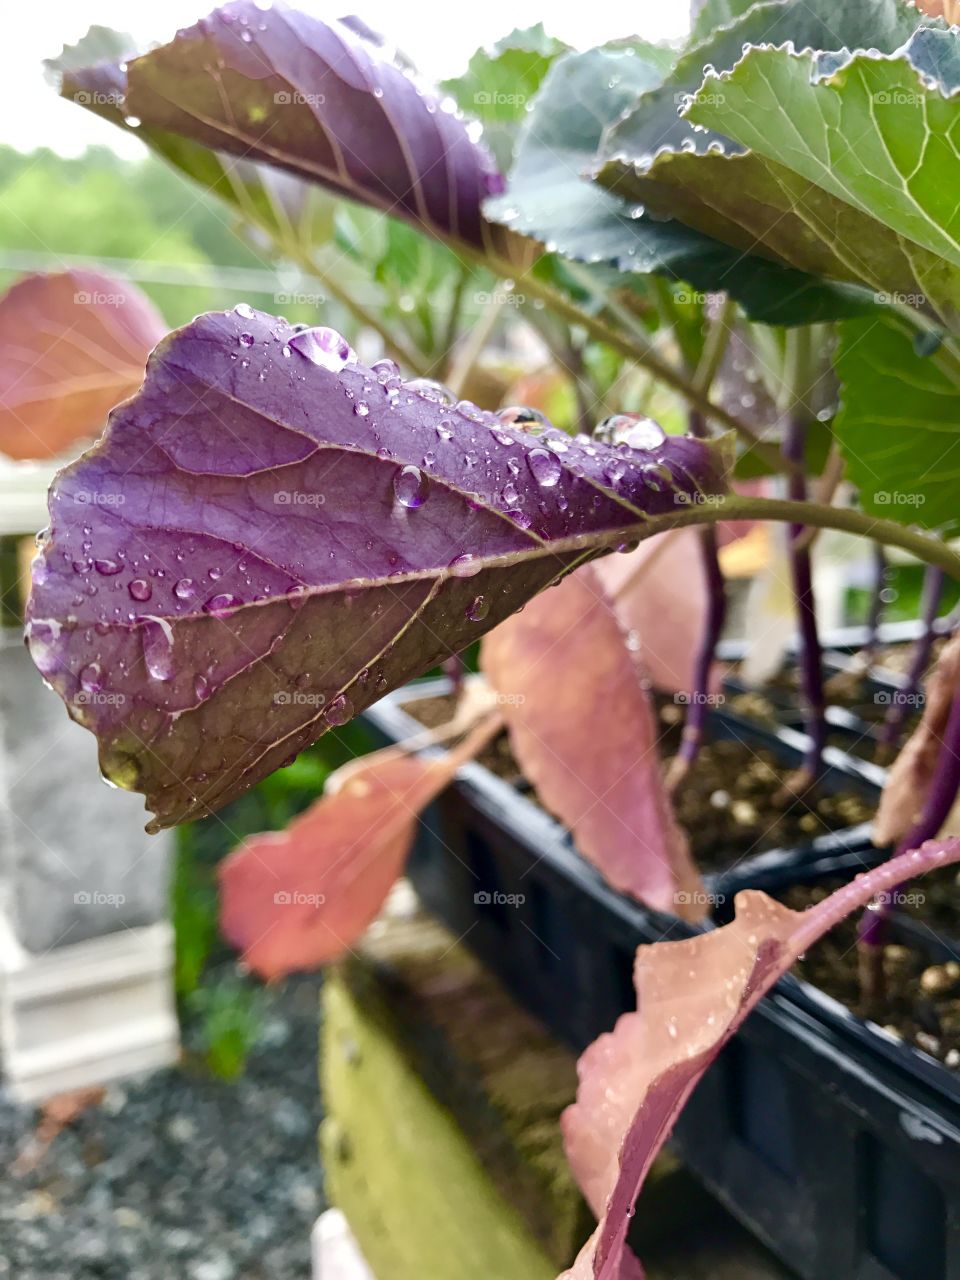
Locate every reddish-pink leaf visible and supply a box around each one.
[219,715,500,976]
[593,529,713,695]
[558,837,960,1280]
[0,270,164,461]
[480,564,704,919]
[874,633,960,847]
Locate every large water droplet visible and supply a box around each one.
[456,399,487,425]
[406,377,456,406]
[25,619,62,676]
[499,406,548,434]
[526,448,562,488]
[174,578,196,601]
[94,558,122,576]
[287,326,356,372]
[204,593,242,615]
[324,694,354,726]
[466,595,489,622]
[128,579,152,602]
[393,465,429,508]
[101,748,140,792]
[79,662,103,693]
[238,331,255,348]
[371,358,400,382]
[450,553,481,578]
[194,674,210,699]
[234,302,255,319]
[141,616,174,681]
[593,413,666,451]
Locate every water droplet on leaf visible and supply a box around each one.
[141,616,175,681]
[593,413,666,451]
[79,662,103,693]
[393,465,429,508]
[324,694,354,726]
[407,378,456,405]
[287,326,356,371]
[527,448,562,488]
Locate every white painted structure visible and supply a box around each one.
[0,454,179,1102]
[312,1209,376,1280]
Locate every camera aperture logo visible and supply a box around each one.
[274,690,326,708]
[674,889,726,908]
[75,689,126,707]
[74,889,126,908]
[274,890,326,906]
[274,490,325,507]
[474,889,525,907]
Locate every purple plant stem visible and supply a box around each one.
[783,412,826,781]
[878,564,945,755]
[442,654,466,696]
[859,683,960,1006]
[672,409,727,783]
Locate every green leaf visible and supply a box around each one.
[601,0,929,168]
[441,25,570,171]
[486,47,876,326]
[599,37,960,334]
[691,46,960,330]
[689,0,764,46]
[835,314,960,533]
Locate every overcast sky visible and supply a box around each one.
[6,0,691,156]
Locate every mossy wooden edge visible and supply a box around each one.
[324,907,589,1267]
[321,973,560,1280]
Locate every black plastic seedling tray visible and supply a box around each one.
[716,616,956,664]
[360,679,959,1280]
[361,678,883,1045]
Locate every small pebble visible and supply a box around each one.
[731,800,756,825]
[189,1254,236,1280]
[915,1031,941,1057]
[920,962,960,996]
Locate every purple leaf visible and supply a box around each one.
[58,2,506,254]
[25,306,729,831]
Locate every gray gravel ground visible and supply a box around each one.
[0,973,325,1280]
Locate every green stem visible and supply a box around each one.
[693,298,736,393]
[509,267,786,472]
[439,266,471,366]
[629,496,960,580]
[445,286,506,396]
[294,247,429,375]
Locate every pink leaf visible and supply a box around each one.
[559,837,960,1280]
[219,715,499,976]
[874,633,960,847]
[480,564,704,919]
[0,270,164,460]
[593,530,710,696]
